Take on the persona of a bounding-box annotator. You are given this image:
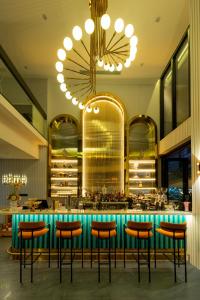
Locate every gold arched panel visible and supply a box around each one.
[49,115,80,198]
[127,115,157,195]
[83,94,124,195]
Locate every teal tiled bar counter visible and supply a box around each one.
[7,210,191,250]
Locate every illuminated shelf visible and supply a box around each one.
[51,168,78,172]
[129,187,156,190]
[51,178,78,181]
[129,169,156,173]
[129,178,156,181]
[51,186,77,190]
[51,159,78,163]
[129,160,155,164]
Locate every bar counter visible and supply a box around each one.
[0,209,191,250]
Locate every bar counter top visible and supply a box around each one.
[0,208,192,215]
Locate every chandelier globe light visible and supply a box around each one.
[55,0,138,114]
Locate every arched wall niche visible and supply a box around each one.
[127,115,157,195]
[49,114,80,198]
[82,92,126,196]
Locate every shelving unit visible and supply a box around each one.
[50,159,78,198]
[128,159,156,194]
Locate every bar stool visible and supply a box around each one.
[124,221,153,283]
[56,220,83,283]
[155,221,187,282]
[18,221,50,283]
[91,221,117,283]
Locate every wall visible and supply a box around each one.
[47,78,160,127]
[0,146,47,208]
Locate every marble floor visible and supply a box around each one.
[0,238,200,300]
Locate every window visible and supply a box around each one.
[163,68,173,136]
[160,30,190,139]
[175,40,190,126]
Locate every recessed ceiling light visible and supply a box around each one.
[155,17,161,23]
[42,14,47,21]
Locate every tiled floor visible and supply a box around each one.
[0,238,200,300]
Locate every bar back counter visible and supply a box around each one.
[0,209,191,250]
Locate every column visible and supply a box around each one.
[190,0,200,268]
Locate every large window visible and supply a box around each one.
[161,143,191,202]
[160,31,190,139]
[175,40,190,126]
[163,67,173,136]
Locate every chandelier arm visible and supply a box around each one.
[112,52,129,57]
[109,52,118,65]
[78,86,93,98]
[67,57,90,72]
[107,34,126,51]
[104,53,112,65]
[64,68,90,76]
[81,40,90,58]
[109,52,125,62]
[72,83,92,95]
[112,50,129,54]
[72,48,90,66]
[67,81,91,87]
[109,43,129,52]
[65,77,90,81]
[105,31,117,51]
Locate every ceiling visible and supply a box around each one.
[0,0,189,80]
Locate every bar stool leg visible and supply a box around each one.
[23,239,26,269]
[57,237,59,269]
[82,231,84,268]
[154,225,157,269]
[184,233,187,282]
[91,235,93,269]
[48,225,50,268]
[137,236,140,283]
[173,234,176,283]
[31,232,33,283]
[124,226,126,268]
[148,237,151,283]
[59,236,62,283]
[115,235,117,269]
[20,233,22,283]
[177,240,180,267]
[71,232,73,283]
[109,231,111,283]
[98,232,100,283]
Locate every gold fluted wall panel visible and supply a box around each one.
[83,99,124,195]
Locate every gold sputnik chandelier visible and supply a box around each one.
[55,0,138,113]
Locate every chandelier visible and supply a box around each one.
[55,0,138,113]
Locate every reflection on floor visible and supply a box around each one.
[0,238,200,300]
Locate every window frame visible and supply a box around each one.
[160,29,190,139]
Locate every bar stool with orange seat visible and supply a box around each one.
[18,221,50,283]
[155,221,187,282]
[124,221,153,283]
[56,220,83,283]
[91,221,117,283]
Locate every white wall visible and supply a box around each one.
[47,78,160,128]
